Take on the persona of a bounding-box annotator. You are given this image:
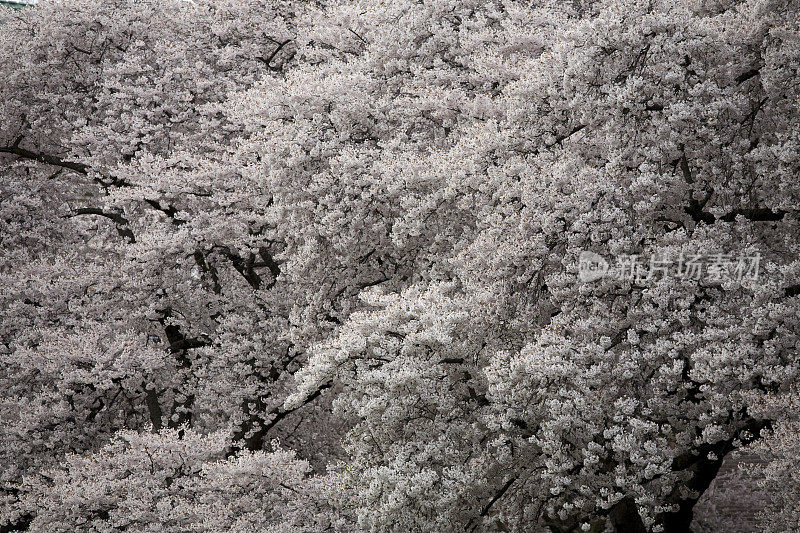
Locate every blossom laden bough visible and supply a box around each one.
[2,0,800,531]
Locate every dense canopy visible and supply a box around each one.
[1,0,799,531]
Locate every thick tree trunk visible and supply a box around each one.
[143,381,163,431]
[659,445,726,533]
[609,497,648,533]
[659,418,772,533]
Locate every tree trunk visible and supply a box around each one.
[609,496,648,533]
[659,450,725,533]
[659,418,772,533]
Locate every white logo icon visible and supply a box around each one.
[578,251,608,282]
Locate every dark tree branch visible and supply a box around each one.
[257,246,281,286]
[551,124,586,147]
[142,381,163,431]
[1,139,187,221]
[348,28,368,45]
[719,207,786,222]
[229,383,330,455]
[735,68,760,85]
[230,251,262,290]
[257,39,292,70]
[480,476,517,517]
[686,205,788,225]
[0,143,88,174]
[156,307,205,429]
[68,207,136,243]
[679,152,715,225]
[465,475,519,532]
[678,153,789,225]
[193,250,221,294]
[214,245,282,291]
[144,199,186,226]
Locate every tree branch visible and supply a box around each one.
[156,307,204,429]
[229,383,330,455]
[257,39,292,70]
[467,475,519,532]
[735,68,760,85]
[144,199,186,226]
[550,124,586,147]
[0,143,88,174]
[142,381,163,432]
[67,207,136,243]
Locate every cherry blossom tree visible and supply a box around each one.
[2,0,799,531]
[279,0,800,530]
[0,0,326,528]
